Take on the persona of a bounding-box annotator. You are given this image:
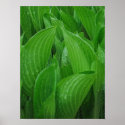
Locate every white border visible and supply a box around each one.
[0,0,125,125]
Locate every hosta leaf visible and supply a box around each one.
[63,28,96,73]
[74,7,96,40]
[77,32,94,48]
[20,33,24,47]
[20,6,105,119]
[94,6,105,13]
[21,27,56,95]
[43,14,52,28]
[93,26,105,50]
[96,8,105,27]
[20,7,33,42]
[51,7,60,19]
[100,37,105,50]
[54,37,64,64]
[60,10,78,32]
[60,47,73,79]
[76,87,94,118]
[56,72,95,118]
[24,98,33,119]
[78,32,85,39]
[20,92,27,108]
[29,6,50,31]
[51,56,61,83]
[58,6,74,16]
[33,64,57,118]
[92,45,105,92]
[91,46,105,118]
[51,18,64,41]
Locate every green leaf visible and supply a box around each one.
[91,46,105,118]
[24,98,33,119]
[60,47,73,79]
[29,6,50,31]
[33,64,57,118]
[63,28,96,73]
[74,7,96,40]
[56,72,95,118]
[20,6,105,119]
[54,37,64,64]
[92,45,105,92]
[51,18,64,41]
[96,9,105,27]
[20,7,33,41]
[21,27,56,95]
[20,109,25,118]
[20,33,24,47]
[58,6,74,16]
[60,10,78,32]
[43,13,52,28]
[76,87,94,118]
[51,7,60,19]
[93,26,105,50]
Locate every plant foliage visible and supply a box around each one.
[20,6,105,119]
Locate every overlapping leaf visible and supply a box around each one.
[91,45,105,118]
[56,73,95,118]
[74,7,96,40]
[21,27,56,95]
[20,6,105,119]
[33,64,57,118]
[29,6,50,31]
[60,10,78,32]
[63,28,96,73]
[20,7,33,43]
[60,47,73,78]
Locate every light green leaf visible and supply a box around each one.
[43,14,52,28]
[60,47,73,78]
[54,37,64,64]
[63,28,96,73]
[58,6,74,16]
[33,64,57,118]
[51,18,64,41]
[56,72,95,118]
[92,45,105,92]
[96,9,105,27]
[21,27,56,95]
[74,7,96,40]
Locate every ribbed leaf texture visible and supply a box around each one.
[63,28,96,73]
[21,27,56,95]
[29,6,49,31]
[20,6,105,119]
[74,7,96,40]
[56,73,95,118]
[34,64,57,118]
